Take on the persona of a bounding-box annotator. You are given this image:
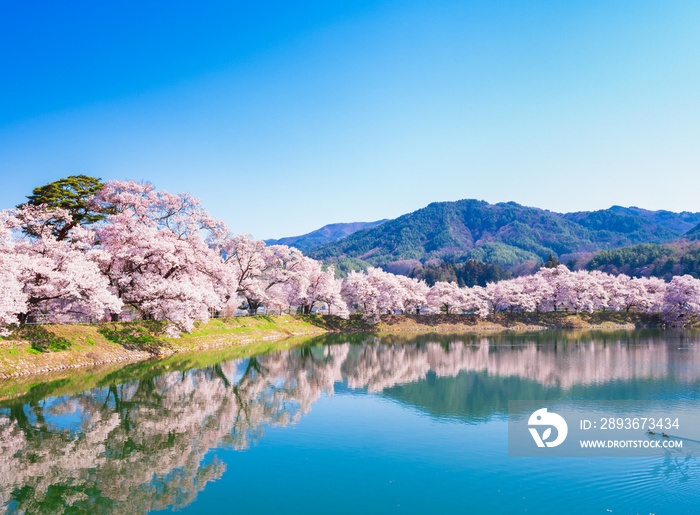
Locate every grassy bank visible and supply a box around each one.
[0,315,334,379]
[0,333,323,402]
[375,311,663,332]
[0,311,662,380]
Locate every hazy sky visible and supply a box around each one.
[1,0,699,239]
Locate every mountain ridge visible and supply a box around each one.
[264,219,388,253]
[302,199,699,271]
[606,206,700,234]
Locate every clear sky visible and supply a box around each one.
[1,0,699,239]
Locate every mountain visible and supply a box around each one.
[307,199,693,270]
[265,220,388,253]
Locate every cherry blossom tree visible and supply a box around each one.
[427,281,463,314]
[506,276,538,312]
[286,255,326,315]
[92,181,228,335]
[536,265,576,312]
[285,256,348,317]
[368,267,405,314]
[483,281,514,313]
[522,272,554,313]
[0,206,121,326]
[561,271,608,313]
[341,267,415,321]
[220,236,319,315]
[396,275,429,314]
[661,275,700,326]
[342,270,381,321]
[637,276,667,314]
[0,256,25,331]
[605,274,661,313]
[460,286,490,317]
[220,234,268,314]
[306,265,349,318]
[0,214,27,330]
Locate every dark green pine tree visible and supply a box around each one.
[543,254,561,269]
[17,175,106,240]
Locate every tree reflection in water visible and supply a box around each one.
[1,330,699,512]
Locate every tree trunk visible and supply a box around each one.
[247,299,261,316]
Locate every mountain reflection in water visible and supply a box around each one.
[0,330,698,513]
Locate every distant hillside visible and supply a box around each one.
[607,206,700,234]
[560,208,679,248]
[408,260,510,287]
[686,222,700,240]
[308,199,693,270]
[265,220,388,253]
[584,242,700,280]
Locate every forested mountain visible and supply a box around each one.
[606,206,700,234]
[264,220,388,252]
[583,242,700,279]
[560,209,679,246]
[307,199,692,271]
[686,222,700,240]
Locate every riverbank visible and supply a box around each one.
[0,315,336,380]
[0,311,664,380]
[375,311,662,332]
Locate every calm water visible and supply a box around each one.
[1,330,699,514]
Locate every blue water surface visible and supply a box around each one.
[1,330,698,514]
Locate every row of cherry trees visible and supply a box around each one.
[2,180,700,335]
[0,181,352,335]
[341,265,700,325]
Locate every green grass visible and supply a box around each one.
[98,321,168,352]
[3,325,73,353]
[0,315,334,379]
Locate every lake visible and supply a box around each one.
[1,329,699,514]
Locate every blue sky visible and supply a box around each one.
[1,0,699,239]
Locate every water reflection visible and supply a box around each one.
[0,330,699,513]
